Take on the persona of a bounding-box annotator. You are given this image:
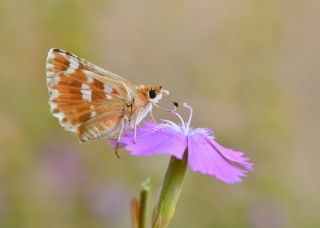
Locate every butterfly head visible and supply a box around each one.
[147,85,165,104]
[137,84,179,110]
[137,85,166,103]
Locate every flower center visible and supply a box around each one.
[171,103,193,134]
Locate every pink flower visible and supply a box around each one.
[116,103,253,184]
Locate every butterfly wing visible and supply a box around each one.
[46,48,137,142]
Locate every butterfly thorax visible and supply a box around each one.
[126,84,163,128]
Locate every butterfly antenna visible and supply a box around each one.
[154,103,175,112]
[162,90,179,108]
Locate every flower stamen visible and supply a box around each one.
[171,108,186,133]
[183,103,193,133]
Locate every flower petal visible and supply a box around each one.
[120,122,187,159]
[210,140,254,171]
[188,128,253,184]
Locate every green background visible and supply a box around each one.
[0,0,319,227]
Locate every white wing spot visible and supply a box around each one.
[82,84,90,90]
[46,63,54,70]
[64,67,75,75]
[91,111,97,118]
[46,71,55,77]
[104,84,112,94]
[49,101,58,110]
[69,58,79,69]
[82,92,91,101]
[47,75,60,84]
[47,49,54,59]
[50,89,60,99]
[87,75,93,83]
[53,112,65,121]
[81,84,92,101]
[106,95,112,99]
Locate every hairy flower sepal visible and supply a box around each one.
[152,152,188,228]
[116,103,253,184]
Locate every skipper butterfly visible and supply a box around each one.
[46,48,173,144]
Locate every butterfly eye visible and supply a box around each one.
[149,90,157,99]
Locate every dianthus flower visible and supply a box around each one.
[117,103,253,184]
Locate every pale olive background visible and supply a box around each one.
[0,0,319,227]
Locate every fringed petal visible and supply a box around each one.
[188,128,253,184]
[119,122,187,159]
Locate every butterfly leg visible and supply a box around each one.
[115,116,127,159]
[133,124,137,144]
[133,108,143,144]
[150,110,157,124]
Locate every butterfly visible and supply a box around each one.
[46,48,176,146]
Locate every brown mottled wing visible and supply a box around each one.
[46,48,137,142]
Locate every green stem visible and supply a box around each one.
[131,178,151,228]
[152,151,188,228]
[139,178,151,228]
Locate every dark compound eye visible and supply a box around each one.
[149,90,157,99]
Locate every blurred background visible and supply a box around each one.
[0,0,319,227]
